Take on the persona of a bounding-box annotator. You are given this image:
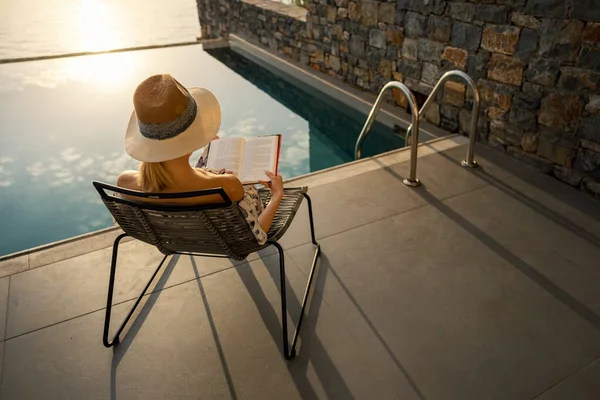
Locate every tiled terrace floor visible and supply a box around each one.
[0,136,599,399]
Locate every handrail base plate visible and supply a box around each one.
[402,178,421,187]
[461,160,479,168]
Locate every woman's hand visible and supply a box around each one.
[259,171,283,200]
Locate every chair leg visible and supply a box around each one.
[103,233,169,348]
[271,194,321,360]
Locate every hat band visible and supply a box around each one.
[137,91,198,141]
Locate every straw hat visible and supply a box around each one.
[125,74,221,162]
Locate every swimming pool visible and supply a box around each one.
[0,44,403,256]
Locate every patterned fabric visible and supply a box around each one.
[203,168,267,245]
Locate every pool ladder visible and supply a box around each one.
[354,70,481,187]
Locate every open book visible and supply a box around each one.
[205,135,282,184]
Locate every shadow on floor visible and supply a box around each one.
[375,159,600,333]
[107,254,181,400]
[433,147,600,248]
[234,250,357,399]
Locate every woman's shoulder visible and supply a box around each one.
[116,170,140,190]
[193,169,244,202]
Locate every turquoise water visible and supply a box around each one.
[0,45,402,256]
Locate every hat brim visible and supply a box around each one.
[125,87,221,162]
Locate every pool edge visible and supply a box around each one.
[0,134,466,271]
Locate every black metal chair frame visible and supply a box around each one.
[93,181,320,360]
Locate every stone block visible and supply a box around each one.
[522,132,539,153]
[442,81,465,106]
[405,11,428,38]
[583,23,600,45]
[540,20,584,62]
[417,39,444,63]
[558,67,600,91]
[402,38,418,60]
[369,29,387,49]
[393,88,408,108]
[487,54,524,86]
[442,46,467,69]
[524,0,568,18]
[581,139,600,153]
[447,2,475,23]
[514,29,539,62]
[378,3,395,25]
[574,148,600,174]
[490,121,524,147]
[458,109,470,134]
[585,95,600,115]
[511,14,541,30]
[507,146,554,174]
[386,45,400,58]
[338,8,348,19]
[524,58,559,87]
[481,25,520,55]
[422,62,441,85]
[348,2,361,21]
[378,58,392,78]
[361,1,378,27]
[466,51,490,80]
[570,0,600,22]
[554,165,583,186]
[578,47,600,70]
[578,116,600,143]
[513,92,541,111]
[522,81,544,100]
[488,107,507,120]
[451,22,482,52]
[474,4,509,24]
[335,0,348,7]
[397,0,447,15]
[425,102,441,126]
[349,35,366,57]
[329,55,341,72]
[428,16,452,43]
[538,93,582,132]
[397,59,422,79]
[327,6,337,22]
[582,177,600,198]
[386,26,404,46]
[395,9,405,25]
[509,106,537,131]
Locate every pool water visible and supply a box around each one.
[0,45,403,256]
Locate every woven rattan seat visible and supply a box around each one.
[93,181,320,360]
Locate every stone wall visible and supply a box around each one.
[198,0,600,198]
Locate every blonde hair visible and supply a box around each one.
[137,162,174,192]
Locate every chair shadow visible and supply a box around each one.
[234,249,360,399]
[376,161,600,332]
[235,249,427,400]
[432,147,600,248]
[108,254,181,400]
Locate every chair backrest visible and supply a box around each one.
[93,181,261,260]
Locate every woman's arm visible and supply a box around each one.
[258,172,283,233]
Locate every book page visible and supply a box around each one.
[241,136,279,183]
[205,137,246,177]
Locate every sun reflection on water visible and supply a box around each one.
[76,0,121,52]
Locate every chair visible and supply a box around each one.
[93,181,320,360]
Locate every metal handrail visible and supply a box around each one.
[405,70,480,168]
[355,81,421,187]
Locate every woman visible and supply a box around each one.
[117,74,283,244]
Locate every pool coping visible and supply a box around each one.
[0,135,466,275]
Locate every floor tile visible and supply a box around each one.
[2,253,396,400]
[288,203,600,400]
[6,240,236,338]
[535,357,600,400]
[0,256,28,279]
[0,278,8,341]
